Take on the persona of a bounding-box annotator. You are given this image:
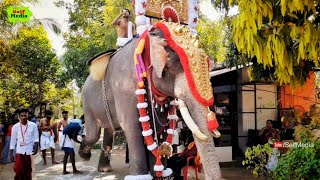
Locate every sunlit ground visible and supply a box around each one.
[0,143,257,180]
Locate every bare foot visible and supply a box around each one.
[73,170,83,174]
[62,171,70,175]
[52,161,59,164]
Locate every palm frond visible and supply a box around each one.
[37,18,62,34]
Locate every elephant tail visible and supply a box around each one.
[88,50,116,81]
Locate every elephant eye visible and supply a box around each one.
[163,66,168,74]
[149,32,157,36]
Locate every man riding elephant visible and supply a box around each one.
[112,9,135,47]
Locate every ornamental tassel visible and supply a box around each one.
[207,107,221,138]
[137,55,145,78]
[138,54,147,77]
[135,64,144,88]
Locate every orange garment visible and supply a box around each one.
[49,118,55,126]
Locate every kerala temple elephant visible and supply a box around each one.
[79,21,222,180]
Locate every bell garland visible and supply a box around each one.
[134,31,177,178]
[136,89,177,177]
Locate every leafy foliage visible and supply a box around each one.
[197,18,227,61]
[11,26,59,84]
[242,143,274,178]
[0,24,70,113]
[0,0,86,117]
[230,0,320,85]
[61,46,102,88]
[56,0,132,88]
[274,133,320,179]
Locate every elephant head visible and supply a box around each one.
[147,22,221,179]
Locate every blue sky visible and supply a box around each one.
[26,0,237,57]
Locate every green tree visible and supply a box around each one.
[0,1,74,114]
[0,25,63,112]
[57,0,131,88]
[197,18,228,62]
[12,26,60,84]
[1,0,61,82]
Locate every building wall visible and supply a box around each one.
[281,72,316,116]
[238,83,277,154]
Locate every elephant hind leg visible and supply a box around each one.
[98,128,113,172]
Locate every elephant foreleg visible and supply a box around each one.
[113,96,149,177]
[124,128,149,175]
[98,128,113,172]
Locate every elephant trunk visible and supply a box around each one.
[78,141,92,161]
[78,123,101,161]
[184,95,222,180]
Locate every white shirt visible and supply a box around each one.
[10,121,39,155]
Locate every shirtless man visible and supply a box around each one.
[112,9,135,47]
[39,110,58,165]
[58,111,69,132]
[58,110,69,162]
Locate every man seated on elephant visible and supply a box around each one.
[112,9,135,47]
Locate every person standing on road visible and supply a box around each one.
[58,111,69,131]
[59,114,83,175]
[39,110,59,165]
[57,111,70,144]
[1,116,15,164]
[10,107,39,180]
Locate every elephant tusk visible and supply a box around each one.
[177,99,209,141]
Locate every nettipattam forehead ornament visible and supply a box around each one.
[153,21,214,106]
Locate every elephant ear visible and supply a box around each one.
[149,34,169,78]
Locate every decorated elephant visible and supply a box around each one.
[80,21,221,180]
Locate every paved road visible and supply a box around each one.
[0,143,129,180]
[0,144,257,180]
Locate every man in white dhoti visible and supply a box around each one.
[39,110,58,165]
[112,9,135,47]
[60,118,83,175]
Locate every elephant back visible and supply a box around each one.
[87,49,117,81]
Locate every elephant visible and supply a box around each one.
[80,21,222,180]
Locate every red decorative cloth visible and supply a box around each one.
[14,154,32,180]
